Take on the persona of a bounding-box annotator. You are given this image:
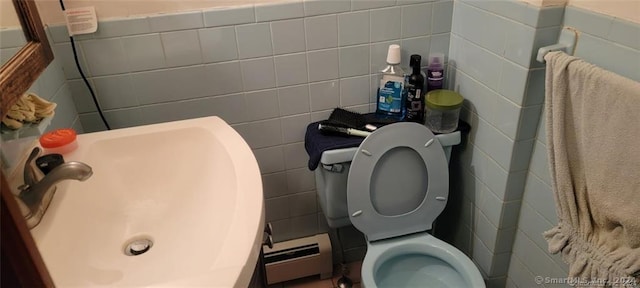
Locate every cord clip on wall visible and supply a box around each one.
[536,27,579,63]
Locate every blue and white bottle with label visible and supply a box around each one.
[376,44,406,120]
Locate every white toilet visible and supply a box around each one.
[315,122,485,287]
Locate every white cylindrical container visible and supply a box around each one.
[425,90,463,133]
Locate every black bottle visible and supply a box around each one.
[405,54,425,123]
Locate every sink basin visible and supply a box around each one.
[30,117,264,287]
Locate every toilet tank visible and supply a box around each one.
[315,131,461,228]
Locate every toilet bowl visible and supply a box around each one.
[323,122,484,287]
[362,232,484,287]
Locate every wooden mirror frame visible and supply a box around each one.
[1,0,55,286]
[0,0,54,117]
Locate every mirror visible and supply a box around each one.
[0,0,54,118]
[1,0,55,286]
[0,1,26,67]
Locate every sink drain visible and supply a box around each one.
[124,238,153,256]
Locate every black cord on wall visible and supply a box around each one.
[59,0,111,130]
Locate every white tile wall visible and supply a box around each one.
[1,27,26,49]
[400,36,431,68]
[432,1,454,34]
[203,6,255,27]
[454,70,498,124]
[306,49,339,82]
[484,159,508,200]
[161,30,203,67]
[48,84,81,131]
[122,34,166,72]
[339,45,370,77]
[283,143,308,170]
[253,146,285,173]
[449,34,503,91]
[68,79,96,113]
[205,93,248,124]
[0,47,20,66]
[290,214,319,240]
[303,0,350,17]
[370,7,402,42]
[286,167,315,193]
[102,108,143,129]
[575,33,640,81]
[271,19,306,55]
[244,89,280,121]
[445,1,571,283]
[281,114,311,143]
[35,59,67,100]
[493,96,520,139]
[93,75,138,109]
[149,11,203,32]
[337,11,370,46]
[274,53,309,86]
[340,76,370,107]
[240,57,276,91]
[498,60,529,106]
[132,66,212,104]
[52,42,89,79]
[563,7,612,38]
[430,33,451,56]
[277,85,310,116]
[255,1,304,22]
[528,140,551,185]
[305,15,338,50]
[516,105,542,141]
[81,38,128,76]
[198,27,239,63]
[401,3,433,38]
[451,1,507,55]
[522,172,557,224]
[504,23,536,68]
[352,0,396,11]
[266,196,291,221]
[93,17,151,38]
[290,191,318,216]
[233,119,282,149]
[262,172,288,198]
[502,170,527,199]
[236,23,273,59]
[512,230,567,280]
[510,138,535,171]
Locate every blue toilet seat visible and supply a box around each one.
[347,122,449,241]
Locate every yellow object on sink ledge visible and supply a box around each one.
[2,92,56,130]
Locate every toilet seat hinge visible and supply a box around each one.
[425,139,434,147]
[322,163,344,173]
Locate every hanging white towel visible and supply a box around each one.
[543,51,640,287]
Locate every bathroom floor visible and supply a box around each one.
[268,261,363,288]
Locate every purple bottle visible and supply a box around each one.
[427,53,444,91]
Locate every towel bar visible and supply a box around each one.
[536,27,579,63]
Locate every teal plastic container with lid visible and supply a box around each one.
[425,90,464,133]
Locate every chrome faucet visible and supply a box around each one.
[18,147,93,229]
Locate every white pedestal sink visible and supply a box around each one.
[30,116,264,287]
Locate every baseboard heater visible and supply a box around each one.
[263,233,333,284]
